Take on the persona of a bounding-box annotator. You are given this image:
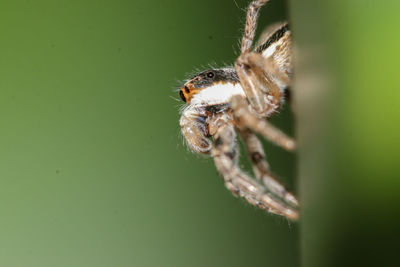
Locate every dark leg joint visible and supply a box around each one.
[251,152,263,163]
[225,150,236,160]
[214,137,223,147]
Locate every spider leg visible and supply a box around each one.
[231,95,296,152]
[212,121,299,220]
[235,52,289,116]
[238,128,299,208]
[241,0,270,53]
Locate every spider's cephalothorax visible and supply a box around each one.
[179,68,241,105]
[178,0,299,220]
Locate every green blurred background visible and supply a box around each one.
[0,1,298,266]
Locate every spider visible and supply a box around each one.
[178,0,299,220]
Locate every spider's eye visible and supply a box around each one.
[207,72,214,78]
[179,90,187,102]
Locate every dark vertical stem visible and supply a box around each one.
[288,1,400,266]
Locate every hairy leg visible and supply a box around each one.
[241,0,270,53]
[238,128,299,208]
[212,121,298,220]
[235,52,289,116]
[231,95,296,151]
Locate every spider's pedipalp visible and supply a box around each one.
[180,106,212,154]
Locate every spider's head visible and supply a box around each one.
[179,68,241,105]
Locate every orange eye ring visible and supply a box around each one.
[179,83,201,103]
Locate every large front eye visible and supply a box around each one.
[207,72,214,78]
[179,90,187,102]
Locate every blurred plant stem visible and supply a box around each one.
[289,1,400,266]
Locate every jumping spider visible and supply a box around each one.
[178,0,299,220]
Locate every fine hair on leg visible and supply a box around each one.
[241,0,270,53]
[231,95,296,151]
[238,128,299,208]
[212,122,299,220]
